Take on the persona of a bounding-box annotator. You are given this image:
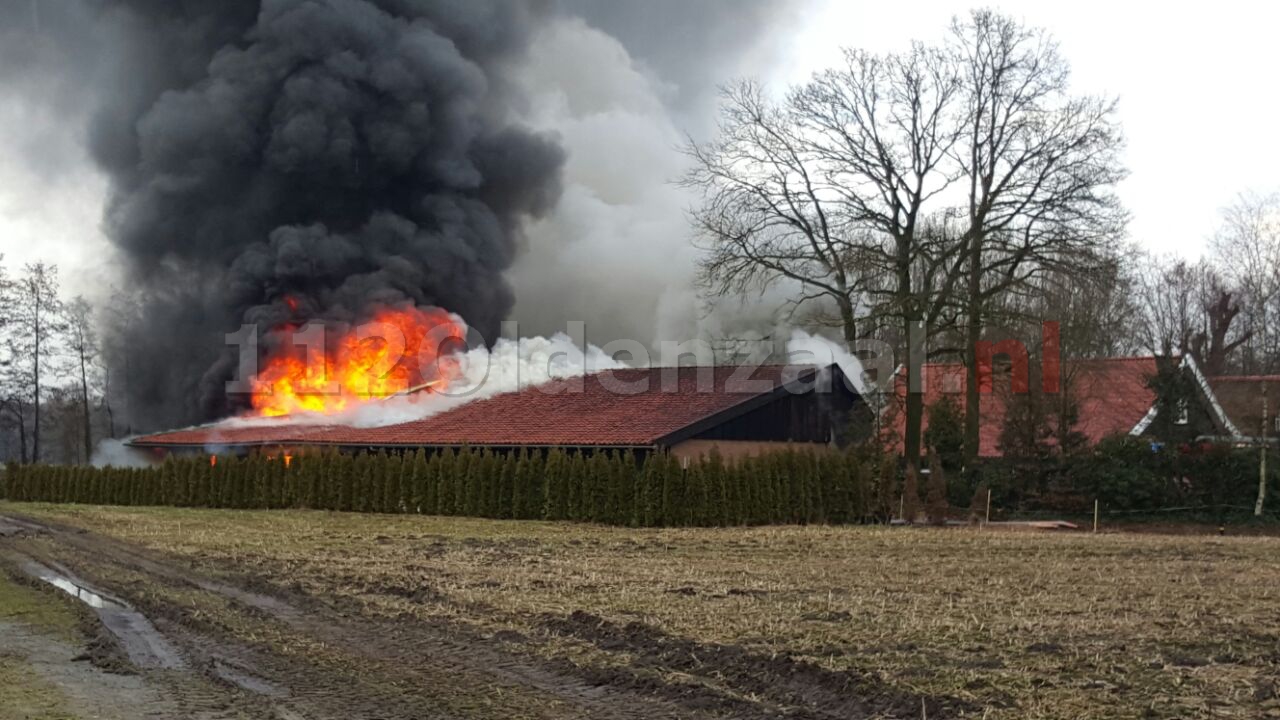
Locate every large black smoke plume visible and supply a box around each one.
[86,0,563,429]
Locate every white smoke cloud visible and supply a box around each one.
[90,438,155,468]
[784,329,867,394]
[507,16,829,355]
[204,331,629,431]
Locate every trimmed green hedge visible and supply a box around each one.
[976,435,1280,517]
[0,446,898,527]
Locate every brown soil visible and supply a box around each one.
[0,511,952,719]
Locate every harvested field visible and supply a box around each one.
[2,502,1278,719]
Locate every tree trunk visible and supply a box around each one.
[80,350,92,463]
[963,234,983,465]
[903,313,925,476]
[32,293,41,463]
[10,401,29,465]
[898,239,923,476]
[838,296,857,350]
[104,399,115,440]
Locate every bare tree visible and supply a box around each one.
[1136,256,1207,357]
[949,10,1127,462]
[687,13,1127,472]
[0,256,27,463]
[65,296,101,463]
[682,80,867,347]
[7,262,63,463]
[1209,190,1280,372]
[797,44,979,473]
[1135,255,1251,374]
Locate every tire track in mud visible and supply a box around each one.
[2,512,962,719]
[0,513,694,720]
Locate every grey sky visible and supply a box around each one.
[1,0,1276,295]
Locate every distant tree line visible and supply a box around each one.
[0,259,114,466]
[0,446,900,527]
[685,8,1280,475]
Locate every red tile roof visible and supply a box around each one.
[888,357,1158,457]
[131,365,834,449]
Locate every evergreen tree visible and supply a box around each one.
[585,452,608,522]
[424,450,442,515]
[543,448,567,520]
[511,450,531,519]
[638,453,665,527]
[526,450,546,519]
[335,453,353,512]
[567,451,587,521]
[463,448,483,516]
[498,451,516,519]
[441,448,462,515]
[383,452,404,513]
[345,453,366,509]
[220,455,239,508]
[408,449,428,514]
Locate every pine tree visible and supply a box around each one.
[567,451,587,521]
[638,453,665,527]
[543,448,567,520]
[383,452,404,513]
[423,450,442,515]
[340,448,355,509]
[483,448,500,517]
[444,448,464,515]
[463,448,483,517]
[272,455,288,508]
[408,449,428,514]
[355,453,373,512]
[219,455,237,508]
[511,450,531,519]
[437,448,456,515]
[498,452,516,519]
[584,452,607,523]
[526,450,546,520]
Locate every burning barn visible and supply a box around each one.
[129,364,870,462]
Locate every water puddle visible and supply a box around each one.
[22,560,187,671]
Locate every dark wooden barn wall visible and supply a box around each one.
[691,386,862,444]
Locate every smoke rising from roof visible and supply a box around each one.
[85,0,565,429]
[3,0,808,435]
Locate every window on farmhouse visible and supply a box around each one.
[1175,399,1189,426]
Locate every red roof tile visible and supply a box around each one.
[131,365,833,449]
[888,357,1158,457]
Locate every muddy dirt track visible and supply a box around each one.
[0,513,949,720]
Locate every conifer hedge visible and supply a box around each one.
[0,446,895,527]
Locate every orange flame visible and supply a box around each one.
[250,306,465,417]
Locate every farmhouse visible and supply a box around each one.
[130,364,870,461]
[887,355,1250,457]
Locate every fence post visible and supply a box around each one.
[1093,499,1099,534]
[985,488,991,525]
